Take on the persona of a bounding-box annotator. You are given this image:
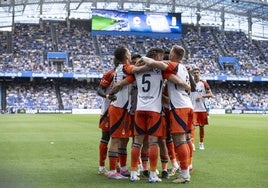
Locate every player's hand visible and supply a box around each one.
[135,58,145,66]
[110,83,123,95]
[106,94,117,101]
[136,57,155,67]
[196,97,201,102]
[185,65,192,72]
[183,83,191,91]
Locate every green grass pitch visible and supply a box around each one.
[92,15,118,30]
[0,114,267,188]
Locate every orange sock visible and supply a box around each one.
[166,141,176,162]
[108,151,118,171]
[131,143,142,171]
[141,151,149,170]
[160,154,169,171]
[175,143,189,170]
[118,148,127,168]
[149,142,158,171]
[99,141,108,166]
[187,138,193,166]
[191,127,196,144]
[200,127,204,143]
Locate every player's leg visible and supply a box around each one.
[107,106,128,179]
[148,112,163,183]
[141,137,149,177]
[169,108,191,183]
[98,114,110,175]
[118,137,130,176]
[199,126,205,150]
[172,132,190,183]
[118,112,131,176]
[130,134,145,182]
[98,130,110,175]
[199,112,208,150]
[187,109,194,173]
[130,110,147,182]
[158,139,169,179]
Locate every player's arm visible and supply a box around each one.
[196,89,214,102]
[109,79,129,95]
[187,70,196,92]
[133,64,152,73]
[137,57,168,70]
[130,64,152,74]
[162,93,170,105]
[124,63,151,74]
[203,89,214,98]
[109,75,135,95]
[97,84,116,101]
[167,74,191,91]
[97,84,108,98]
[202,82,214,98]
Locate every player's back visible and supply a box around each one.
[190,80,207,112]
[167,63,192,109]
[111,64,131,109]
[135,68,163,113]
[99,69,115,114]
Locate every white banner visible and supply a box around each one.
[72,109,101,114]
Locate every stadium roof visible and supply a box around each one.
[0,0,268,38]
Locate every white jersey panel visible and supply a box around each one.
[167,64,193,109]
[100,98,111,115]
[111,64,131,109]
[135,68,163,113]
[129,81,138,115]
[190,81,207,112]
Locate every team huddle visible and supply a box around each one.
[97,45,214,183]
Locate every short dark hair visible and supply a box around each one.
[114,46,127,62]
[113,46,127,67]
[192,67,200,72]
[171,45,185,61]
[146,48,164,58]
[131,54,142,60]
[163,49,170,60]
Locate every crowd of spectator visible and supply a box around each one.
[209,82,267,111]
[0,21,267,76]
[59,81,102,110]
[5,80,103,113]
[4,80,267,113]
[0,21,267,112]
[6,81,58,112]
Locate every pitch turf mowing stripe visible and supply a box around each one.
[0,114,267,188]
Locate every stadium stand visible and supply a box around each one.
[0,20,267,114]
